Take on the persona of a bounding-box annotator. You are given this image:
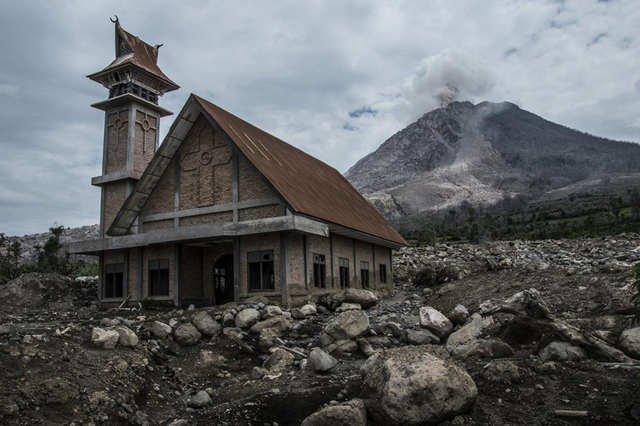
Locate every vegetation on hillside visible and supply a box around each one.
[0,224,98,284]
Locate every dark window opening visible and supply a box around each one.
[108,82,159,104]
[339,258,350,288]
[104,263,124,298]
[313,254,326,288]
[248,250,274,291]
[360,261,370,289]
[380,264,388,284]
[149,259,170,296]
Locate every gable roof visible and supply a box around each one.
[87,20,179,91]
[108,94,407,247]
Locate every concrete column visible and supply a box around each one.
[233,237,240,303]
[173,244,180,307]
[280,232,289,308]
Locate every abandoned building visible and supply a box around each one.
[69,20,407,308]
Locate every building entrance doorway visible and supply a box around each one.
[213,254,234,305]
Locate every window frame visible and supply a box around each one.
[247,250,275,292]
[339,257,350,288]
[313,253,326,288]
[104,263,124,299]
[379,263,388,284]
[360,261,370,289]
[148,259,170,298]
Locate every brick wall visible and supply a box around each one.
[355,240,374,290]
[374,244,392,289]
[143,219,174,232]
[307,234,332,291]
[133,110,158,174]
[287,233,306,295]
[180,212,232,227]
[238,155,276,202]
[140,157,175,218]
[238,204,281,221]
[105,109,128,174]
[331,233,355,288]
[103,181,127,234]
[128,248,139,301]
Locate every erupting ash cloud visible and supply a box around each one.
[400,48,496,118]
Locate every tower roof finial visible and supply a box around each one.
[110,15,119,24]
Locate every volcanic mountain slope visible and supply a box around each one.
[345,101,640,225]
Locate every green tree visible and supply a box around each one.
[622,264,640,325]
[36,224,71,274]
[631,189,640,219]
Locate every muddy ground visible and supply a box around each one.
[1,235,639,426]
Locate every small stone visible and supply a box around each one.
[174,323,202,346]
[290,308,306,320]
[115,326,138,347]
[92,327,119,349]
[300,304,318,316]
[307,348,338,372]
[187,390,212,408]
[236,308,260,329]
[151,321,172,339]
[192,312,223,337]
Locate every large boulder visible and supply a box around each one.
[236,308,261,329]
[115,326,138,347]
[618,327,640,359]
[174,323,202,346]
[91,327,119,349]
[539,341,587,363]
[307,348,338,372]
[342,289,378,309]
[300,304,318,316]
[261,305,283,319]
[193,312,223,337]
[324,310,370,341]
[361,346,477,425]
[419,307,454,338]
[250,316,292,334]
[151,321,172,339]
[301,399,368,426]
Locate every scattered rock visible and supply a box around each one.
[307,348,338,372]
[174,323,202,346]
[336,303,361,312]
[324,310,370,341]
[539,341,587,363]
[342,289,378,308]
[115,326,138,347]
[405,329,440,345]
[290,308,306,319]
[446,313,494,349]
[261,305,283,319]
[193,312,223,337]
[91,327,119,350]
[419,306,454,338]
[301,398,368,426]
[451,339,514,358]
[187,390,212,408]
[483,362,521,384]
[361,346,477,425]
[251,316,292,334]
[447,304,469,325]
[151,321,172,339]
[236,308,261,329]
[618,327,640,359]
[263,348,295,372]
[300,304,318,316]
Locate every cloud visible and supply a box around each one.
[0,0,639,235]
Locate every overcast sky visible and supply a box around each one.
[1,0,639,236]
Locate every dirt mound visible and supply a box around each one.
[0,273,73,308]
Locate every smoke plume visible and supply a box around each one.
[400,48,496,118]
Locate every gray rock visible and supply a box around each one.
[446,313,494,349]
[618,327,640,359]
[300,304,318,316]
[405,329,440,345]
[187,390,212,408]
[100,318,120,327]
[307,348,338,372]
[361,346,477,425]
[152,321,172,339]
[451,339,514,359]
[261,305,283,319]
[250,316,292,334]
[383,322,403,337]
[91,327,119,349]
[290,308,306,319]
[174,323,202,347]
[336,303,361,312]
[192,312,222,337]
[258,328,281,352]
[539,341,587,362]
[115,326,138,347]
[222,312,236,327]
[482,362,521,384]
[168,420,189,426]
[342,289,378,308]
[235,308,261,329]
[263,348,295,372]
[301,398,368,426]
[447,305,469,325]
[324,310,370,340]
[419,306,454,338]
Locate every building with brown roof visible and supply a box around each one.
[69,19,407,308]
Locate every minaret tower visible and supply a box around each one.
[87,17,179,237]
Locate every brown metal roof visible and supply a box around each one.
[88,20,178,91]
[194,95,408,246]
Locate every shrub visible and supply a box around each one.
[413,263,459,287]
[622,264,640,325]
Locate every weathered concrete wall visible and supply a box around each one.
[287,233,306,296]
[374,244,393,291]
[355,239,373,289]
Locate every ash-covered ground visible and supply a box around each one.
[1,234,640,426]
